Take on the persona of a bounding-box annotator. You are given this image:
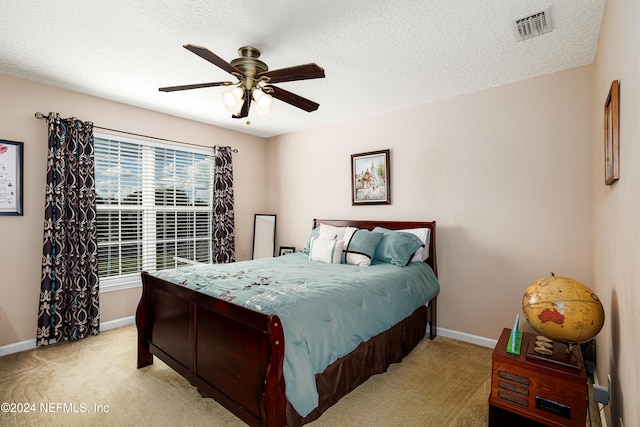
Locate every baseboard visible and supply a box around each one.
[0,337,34,357]
[0,316,136,357]
[436,326,498,349]
[101,315,136,331]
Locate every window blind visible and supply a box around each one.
[94,134,214,290]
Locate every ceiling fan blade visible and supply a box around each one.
[265,85,320,112]
[232,91,251,119]
[183,44,242,76]
[159,81,234,92]
[258,63,325,83]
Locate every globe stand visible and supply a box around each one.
[565,342,574,355]
[525,339,583,370]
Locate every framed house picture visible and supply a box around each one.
[351,149,390,205]
[0,139,24,216]
[604,80,620,185]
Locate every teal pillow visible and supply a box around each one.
[343,229,383,266]
[373,227,423,266]
[301,227,321,254]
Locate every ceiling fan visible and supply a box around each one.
[159,44,325,119]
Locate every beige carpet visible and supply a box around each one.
[0,325,494,426]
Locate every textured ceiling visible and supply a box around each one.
[0,1,605,138]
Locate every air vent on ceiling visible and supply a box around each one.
[513,8,553,41]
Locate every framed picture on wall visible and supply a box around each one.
[351,149,390,205]
[0,139,24,216]
[604,80,620,185]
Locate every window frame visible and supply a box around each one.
[94,132,214,293]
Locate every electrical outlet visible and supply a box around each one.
[593,374,610,405]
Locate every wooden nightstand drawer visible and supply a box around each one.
[488,328,587,427]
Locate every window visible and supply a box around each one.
[94,133,214,292]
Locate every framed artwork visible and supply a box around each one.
[604,80,620,185]
[351,149,390,205]
[279,246,295,256]
[0,139,24,216]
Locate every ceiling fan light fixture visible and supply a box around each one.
[160,44,324,120]
[222,86,245,114]
[252,88,273,115]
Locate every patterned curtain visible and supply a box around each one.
[37,113,99,346]
[212,146,236,263]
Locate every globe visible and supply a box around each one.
[522,275,605,352]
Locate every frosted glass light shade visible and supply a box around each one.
[252,88,273,116]
[222,87,245,115]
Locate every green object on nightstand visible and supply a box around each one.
[506,330,523,355]
[506,314,522,355]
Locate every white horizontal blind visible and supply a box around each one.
[94,134,214,285]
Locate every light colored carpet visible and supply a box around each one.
[0,325,493,426]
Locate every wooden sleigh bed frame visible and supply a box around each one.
[136,219,438,426]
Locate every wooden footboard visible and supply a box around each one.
[136,272,286,427]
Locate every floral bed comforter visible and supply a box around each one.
[154,252,440,416]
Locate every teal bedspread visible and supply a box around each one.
[154,253,440,416]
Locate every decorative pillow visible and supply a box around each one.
[372,227,424,266]
[309,237,344,264]
[341,226,357,245]
[318,224,359,256]
[401,227,431,262]
[343,229,383,266]
[318,224,356,241]
[301,226,321,254]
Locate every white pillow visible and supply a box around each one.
[319,224,357,241]
[318,225,358,261]
[402,228,431,262]
[309,237,344,264]
[341,226,357,244]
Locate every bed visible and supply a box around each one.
[136,219,439,426]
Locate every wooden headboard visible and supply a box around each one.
[312,219,437,277]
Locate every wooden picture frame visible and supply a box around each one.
[351,149,390,205]
[0,139,24,216]
[604,80,620,185]
[278,246,295,256]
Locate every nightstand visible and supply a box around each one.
[488,328,587,427]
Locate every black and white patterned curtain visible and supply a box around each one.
[37,113,99,346]
[212,146,235,263]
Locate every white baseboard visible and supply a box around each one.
[436,326,498,349]
[0,337,34,356]
[0,316,136,357]
[101,315,136,331]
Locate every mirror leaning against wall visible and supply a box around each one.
[252,214,276,259]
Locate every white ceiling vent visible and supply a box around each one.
[513,8,553,41]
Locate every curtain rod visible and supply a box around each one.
[34,112,238,153]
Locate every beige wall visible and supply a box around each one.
[268,65,595,342]
[0,73,267,347]
[592,1,639,426]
